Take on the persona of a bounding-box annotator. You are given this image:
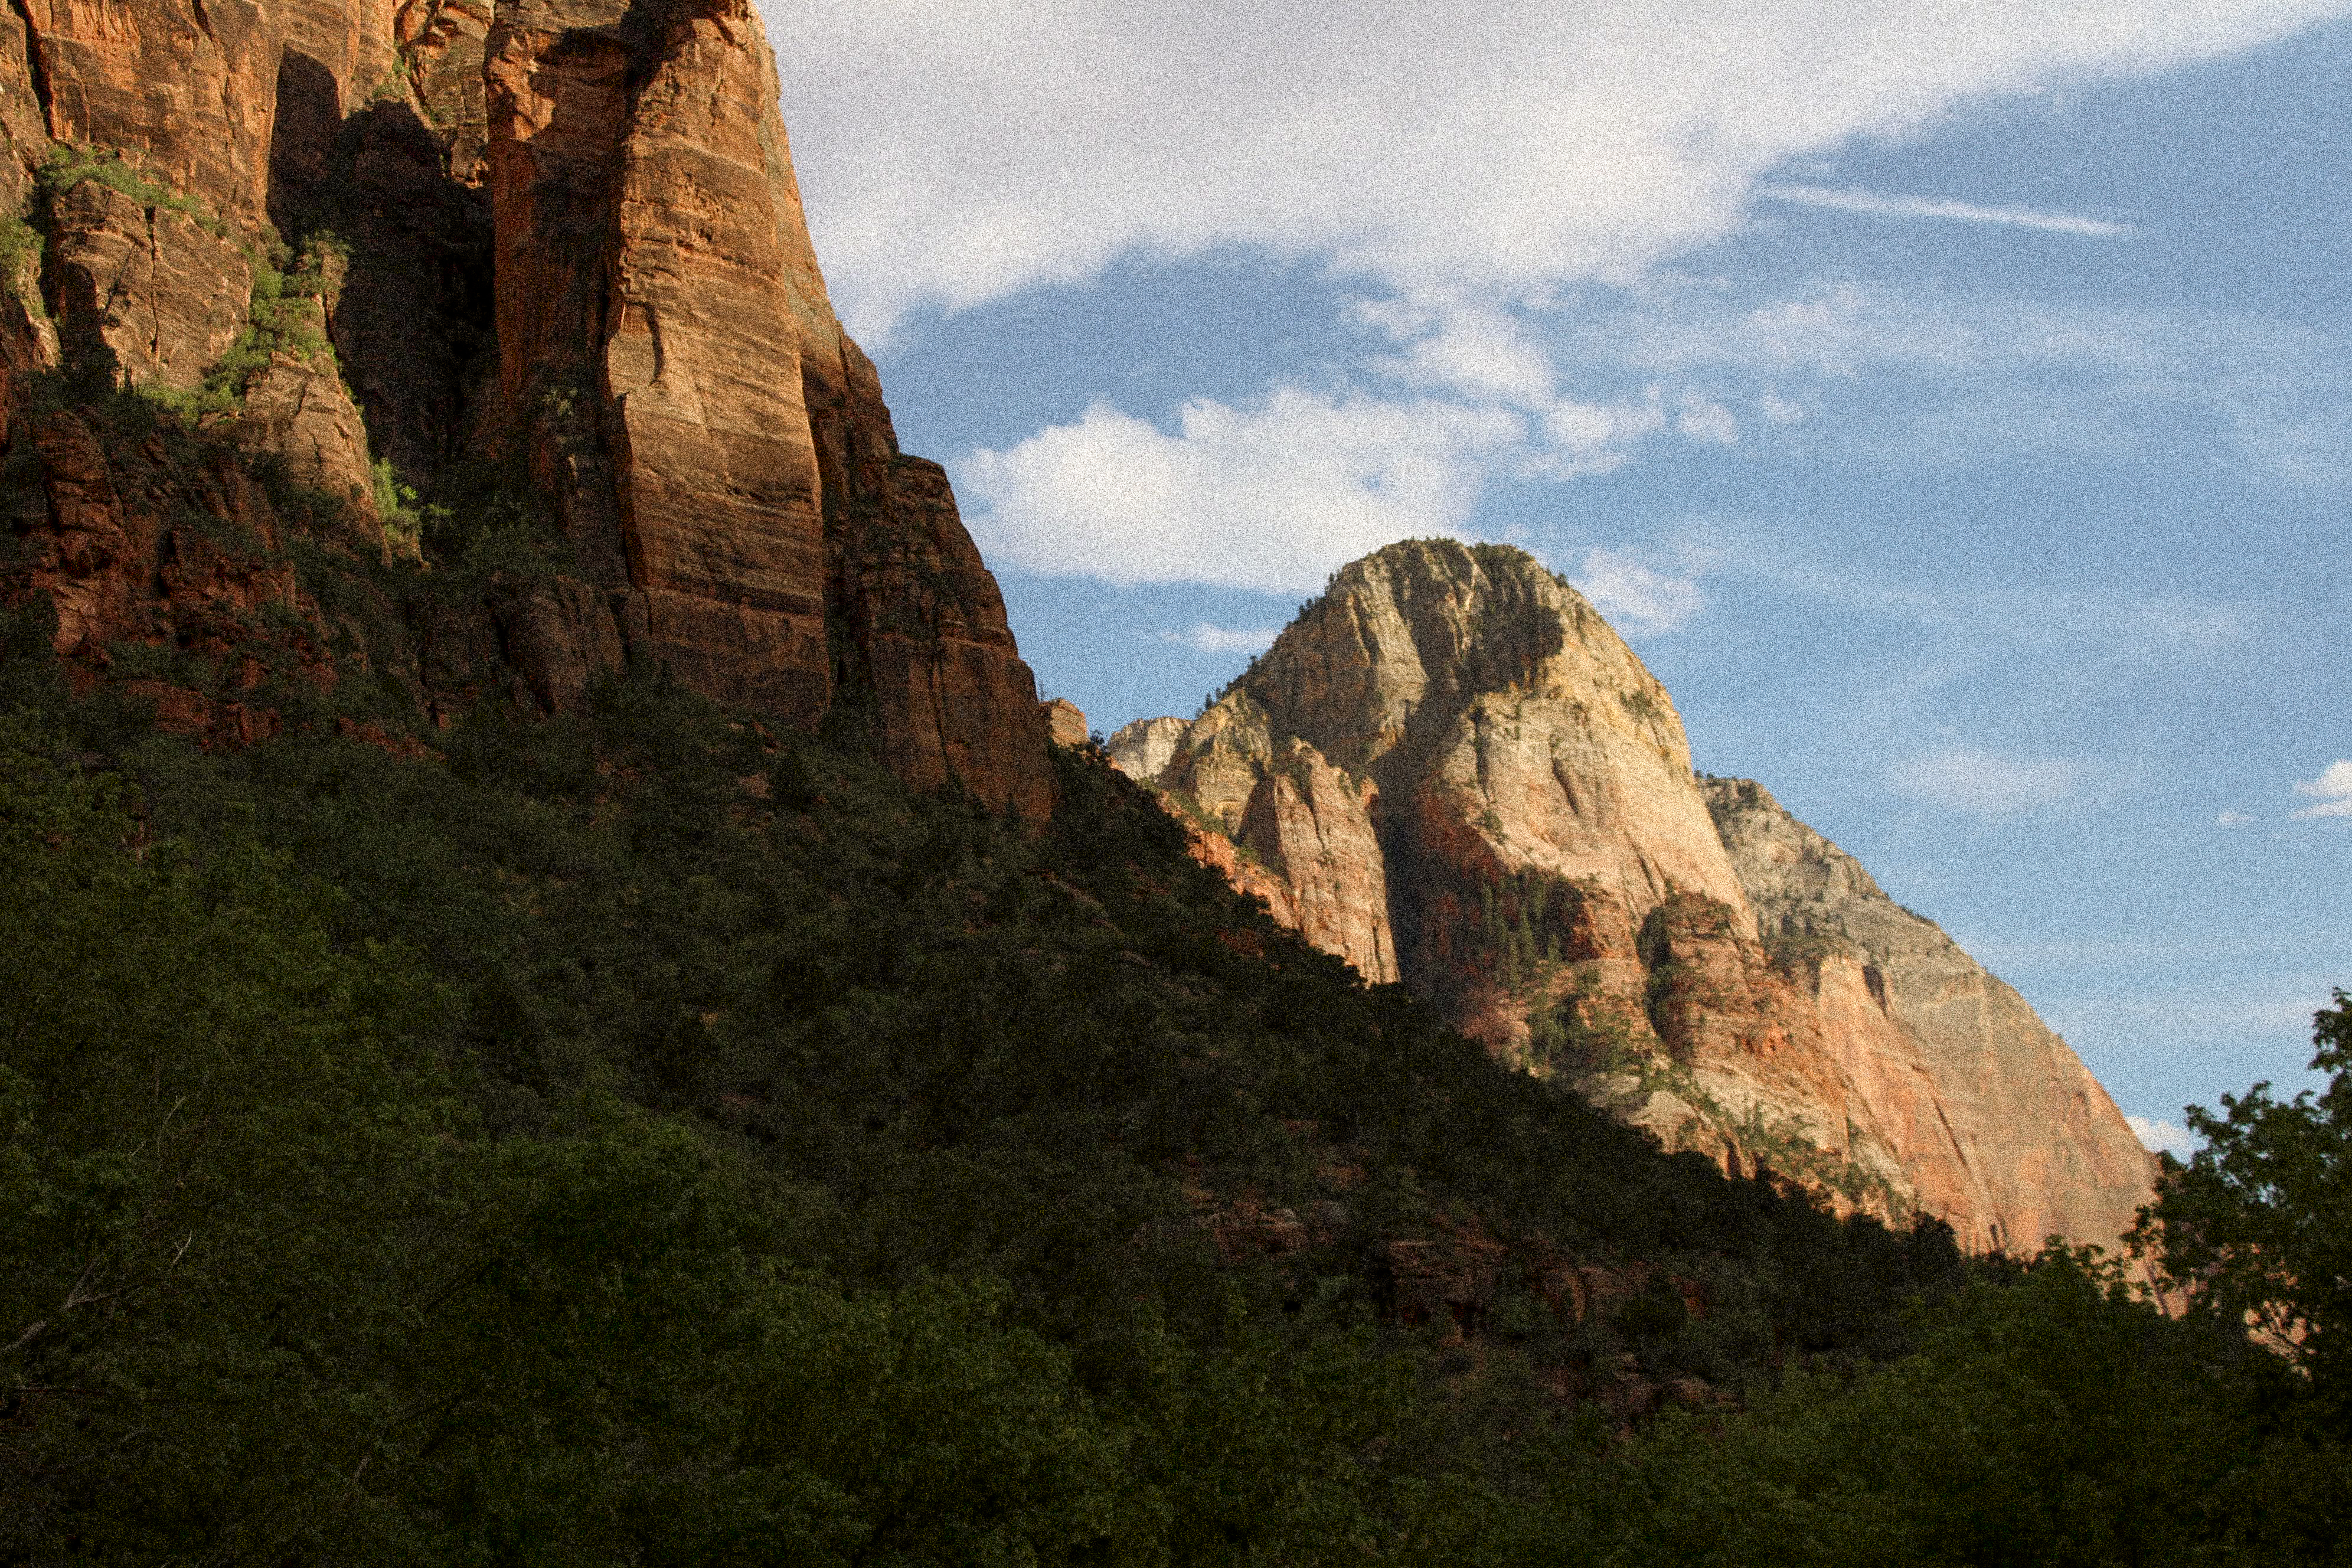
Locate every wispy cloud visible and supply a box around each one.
[1572,548,1706,636]
[2127,1115,2199,1159]
[2047,985,2332,1054]
[1890,747,2083,818]
[1569,277,2352,488]
[1670,523,2260,662]
[2294,759,2352,818]
[1165,622,1283,656]
[2217,809,2255,827]
[1756,182,2134,238]
[956,194,2352,594]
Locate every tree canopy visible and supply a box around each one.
[2134,992,2352,1414]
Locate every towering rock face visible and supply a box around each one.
[1705,778,2156,1255]
[1112,540,2154,1251]
[0,0,1053,815]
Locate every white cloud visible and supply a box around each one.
[774,2,2352,589]
[1572,548,1707,636]
[1531,396,1669,476]
[1675,395,1742,446]
[765,0,2352,338]
[1756,183,2135,237]
[2294,759,2352,817]
[1360,298,1559,407]
[1890,747,2084,818]
[2217,809,2254,826]
[958,295,1772,590]
[2127,1115,2200,1159]
[959,391,1517,592]
[1165,622,1283,656]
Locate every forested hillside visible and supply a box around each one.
[4,597,2345,1564]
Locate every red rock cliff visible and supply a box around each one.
[0,0,1053,815]
[1113,540,2155,1251]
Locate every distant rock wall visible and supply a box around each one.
[0,0,1053,815]
[1112,540,2155,1251]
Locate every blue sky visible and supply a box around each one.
[765,0,2352,1148]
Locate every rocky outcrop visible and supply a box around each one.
[1106,713,1188,780]
[1040,697,1087,748]
[1115,540,2153,1250]
[44,175,251,394]
[0,0,1053,815]
[236,349,381,539]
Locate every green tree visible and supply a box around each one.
[2133,991,2352,1409]
[1540,1249,2331,1568]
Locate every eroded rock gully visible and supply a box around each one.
[0,0,1051,815]
[1111,540,2156,1252]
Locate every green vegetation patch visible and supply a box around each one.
[37,145,228,237]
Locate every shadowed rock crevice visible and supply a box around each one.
[265,50,342,240]
[5,0,54,133]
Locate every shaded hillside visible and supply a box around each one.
[0,621,1969,1559]
[5,629,2342,1563]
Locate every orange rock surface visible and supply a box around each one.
[1115,540,2155,1251]
[0,0,1053,815]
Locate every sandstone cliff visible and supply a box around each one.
[1704,776,2157,1255]
[0,0,1052,814]
[1112,540,2154,1251]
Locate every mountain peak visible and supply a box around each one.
[1115,540,2154,1252]
[1220,538,1687,793]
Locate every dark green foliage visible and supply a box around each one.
[2,610,2342,1560]
[1541,1249,2351,1567]
[2135,993,2352,1416]
[210,233,341,393]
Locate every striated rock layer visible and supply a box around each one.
[0,0,1051,815]
[1112,540,2154,1251]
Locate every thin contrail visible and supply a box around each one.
[1757,182,2135,239]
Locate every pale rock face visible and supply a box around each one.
[1243,540,1750,933]
[1107,714,1192,782]
[1239,737,1397,984]
[1121,540,2152,1250]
